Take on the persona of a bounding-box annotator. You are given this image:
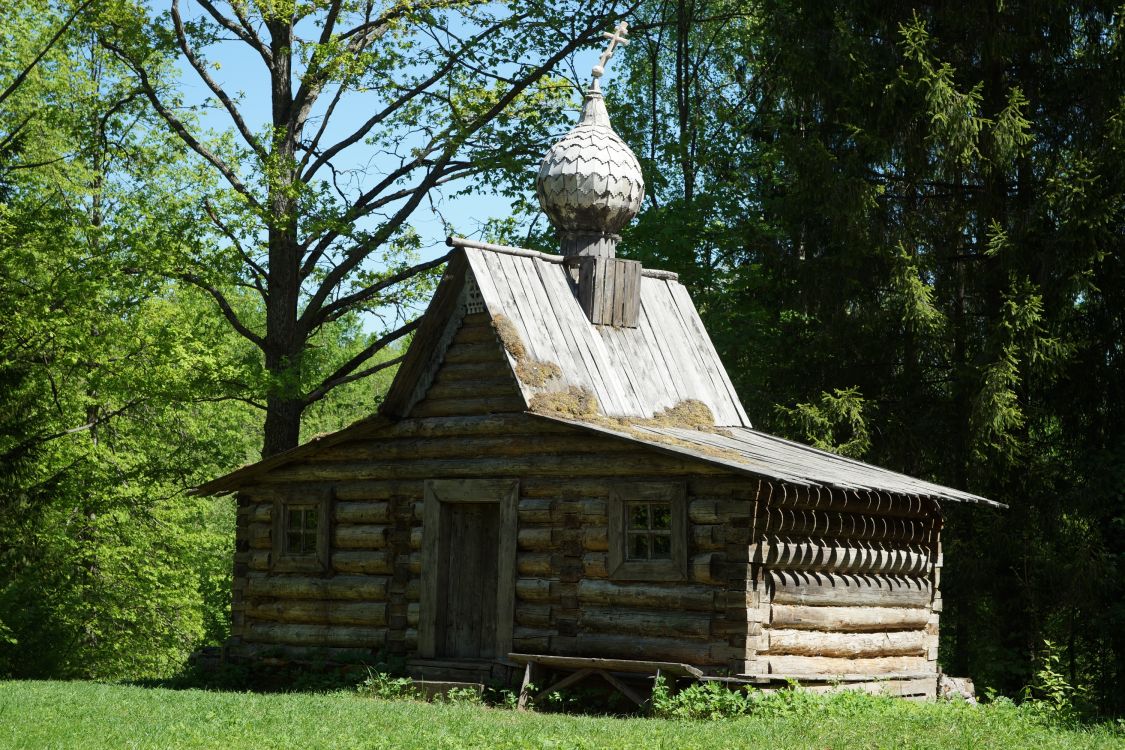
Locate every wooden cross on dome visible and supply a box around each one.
[591,21,629,91]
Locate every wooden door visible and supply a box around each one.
[438,502,500,658]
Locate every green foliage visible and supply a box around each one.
[4,680,1125,749]
[1021,640,1092,725]
[356,670,419,702]
[650,676,755,719]
[774,387,872,459]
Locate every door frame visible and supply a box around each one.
[418,478,518,659]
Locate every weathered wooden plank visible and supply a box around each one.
[770,604,931,632]
[765,655,932,676]
[246,623,386,648]
[244,574,389,601]
[517,527,553,551]
[579,607,710,638]
[764,629,926,658]
[517,553,553,577]
[333,523,388,550]
[335,502,390,524]
[247,601,388,627]
[507,653,703,678]
[769,572,932,608]
[264,453,721,483]
[515,578,553,603]
[577,580,716,612]
[409,394,526,418]
[331,550,394,575]
[423,380,518,401]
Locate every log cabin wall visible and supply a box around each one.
[747,484,942,678]
[228,312,761,671]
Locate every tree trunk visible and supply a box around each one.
[262,17,304,457]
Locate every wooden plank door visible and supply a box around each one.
[439,502,500,658]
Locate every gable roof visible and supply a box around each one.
[195,238,999,508]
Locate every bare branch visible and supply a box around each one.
[302,320,419,405]
[315,251,450,329]
[172,0,266,159]
[100,38,263,211]
[196,0,274,69]
[299,11,530,182]
[175,270,265,348]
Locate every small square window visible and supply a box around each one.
[272,495,329,573]
[609,482,687,581]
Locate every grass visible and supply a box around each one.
[1,679,1122,750]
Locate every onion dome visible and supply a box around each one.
[535,22,644,257]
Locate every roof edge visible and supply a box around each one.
[527,412,1005,509]
[191,415,393,496]
[447,236,679,280]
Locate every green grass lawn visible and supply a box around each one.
[0,680,1121,750]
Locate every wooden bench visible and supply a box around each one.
[508,653,703,710]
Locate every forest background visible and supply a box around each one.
[0,0,1121,716]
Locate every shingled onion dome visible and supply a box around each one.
[536,22,644,259]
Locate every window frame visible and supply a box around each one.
[271,490,331,574]
[608,481,687,581]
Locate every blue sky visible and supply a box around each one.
[163,3,625,269]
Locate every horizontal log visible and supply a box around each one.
[245,574,389,601]
[754,538,932,575]
[334,481,424,502]
[407,602,420,627]
[689,498,753,524]
[582,527,608,552]
[691,553,725,585]
[518,498,554,524]
[515,604,552,629]
[450,318,495,340]
[408,551,422,575]
[324,434,636,463]
[441,341,504,364]
[247,551,270,571]
[518,528,553,551]
[404,628,418,650]
[692,525,725,551]
[245,623,386,648]
[582,553,608,579]
[228,643,378,664]
[247,601,388,627]
[765,629,926,657]
[577,580,715,612]
[765,655,932,676]
[409,395,526,418]
[390,413,572,438]
[331,551,394,575]
[761,508,934,544]
[433,361,514,382]
[335,502,390,524]
[424,380,516,400]
[248,523,271,550]
[263,454,726,484]
[579,607,710,639]
[334,524,389,550]
[517,553,553,577]
[410,527,423,550]
[516,578,553,603]
[248,505,272,524]
[771,605,931,632]
[770,572,932,609]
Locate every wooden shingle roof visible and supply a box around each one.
[195,238,998,507]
